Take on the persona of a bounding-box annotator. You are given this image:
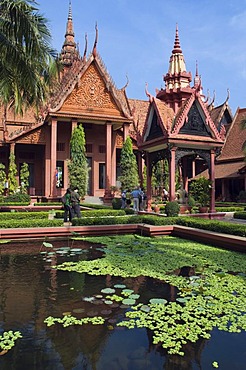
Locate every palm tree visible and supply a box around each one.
[0,0,57,118]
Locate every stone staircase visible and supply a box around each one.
[83,196,104,205]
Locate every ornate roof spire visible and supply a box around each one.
[172,24,182,54]
[60,0,79,67]
[157,25,193,112]
[164,24,191,90]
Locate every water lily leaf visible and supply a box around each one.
[122,289,134,296]
[101,309,112,315]
[62,311,71,316]
[104,300,113,305]
[114,284,126,289]
[83,297,95,302]
[149,298,167,305]
[72,308,85,314]
[101,288,115,294]
[122,298,136,305]
[70,248,83,253]
[140,305,151,313]
[129,294,140,300]
[176,297,189,303]
[43,242,53,248]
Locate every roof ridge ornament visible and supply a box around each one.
[145,83,153,102]
[83,33,88,62]
[92,23,98,57]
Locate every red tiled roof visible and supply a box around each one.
[128,98,149,135]
[215,161,246,179]
[218,108,246,161]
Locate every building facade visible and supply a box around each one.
[0,3,245,204]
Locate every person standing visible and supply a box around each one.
[62,188,73,223]
[121,190,126,209]
[71,187,81,218]
[131,186,142,212]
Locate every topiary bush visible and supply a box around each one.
[165,201,180,217]
[112,197,122,209]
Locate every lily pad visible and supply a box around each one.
[83,296,95,303]
[140,305,151,313]
[129,294,140,300]
[104,300,113,305]
[114,284,126,289]
[73,308,85,314]
[101,288,115,294]
[122,298,136,305]
[149,298,167,305]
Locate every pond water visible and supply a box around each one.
[0,239,245,370]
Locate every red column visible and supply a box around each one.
[104,122,112,200]
[146,153,152,212]
[210,149,215,213]
[169,147,176,201]
[50,118,57,197]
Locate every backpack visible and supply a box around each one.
[61,195,66,205]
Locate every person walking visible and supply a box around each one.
[62,188,73,223]
[71,187,81,218]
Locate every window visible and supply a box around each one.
[99,145,106,154]
[56,161,64,188]
[99,163,105,189]
[57,142,65,152]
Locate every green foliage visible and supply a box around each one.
[44,314,104,327]
[0,163,6,195]
[68,125,88,197]
[112,197,122,209]
[0,218,63,229]
[234,211,246,220]
[118,136,139,190]
[165,201,180,217]
[189,177,212,206]
[0,330,22,352]
[19,162,29,193]
[0,0,56,114]
[54,234,246,356]
[4,193,30,203]
[7,152,18,194]
[238,190,246,202]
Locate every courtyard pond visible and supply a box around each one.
[0,235,246,370]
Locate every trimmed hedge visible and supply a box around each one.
[0,212,50,221]
[234,212,246,220]
[55,209,126,219]
[176,217,246,237]
[72,215,143,226]
[0,219,63,229]
[215,207,245,212]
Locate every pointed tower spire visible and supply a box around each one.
[157,25,193,113]
[194,60,201,88]
[60,0,79,68]
[164,24,191,90]
[172,24,182,54]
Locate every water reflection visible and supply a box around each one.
[0,240,245,370]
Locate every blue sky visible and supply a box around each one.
[38,0,246,115]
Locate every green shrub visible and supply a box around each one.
[234,212,246,220]
[3,193,31,203]
[165,201,180,217]
[0,219,63,229]
[0,212,50,221]
[112,197,122,209]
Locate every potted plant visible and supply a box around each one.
[189,177,212,213]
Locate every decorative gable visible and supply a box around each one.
[59,63,125,118]
[180,102,211,137]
